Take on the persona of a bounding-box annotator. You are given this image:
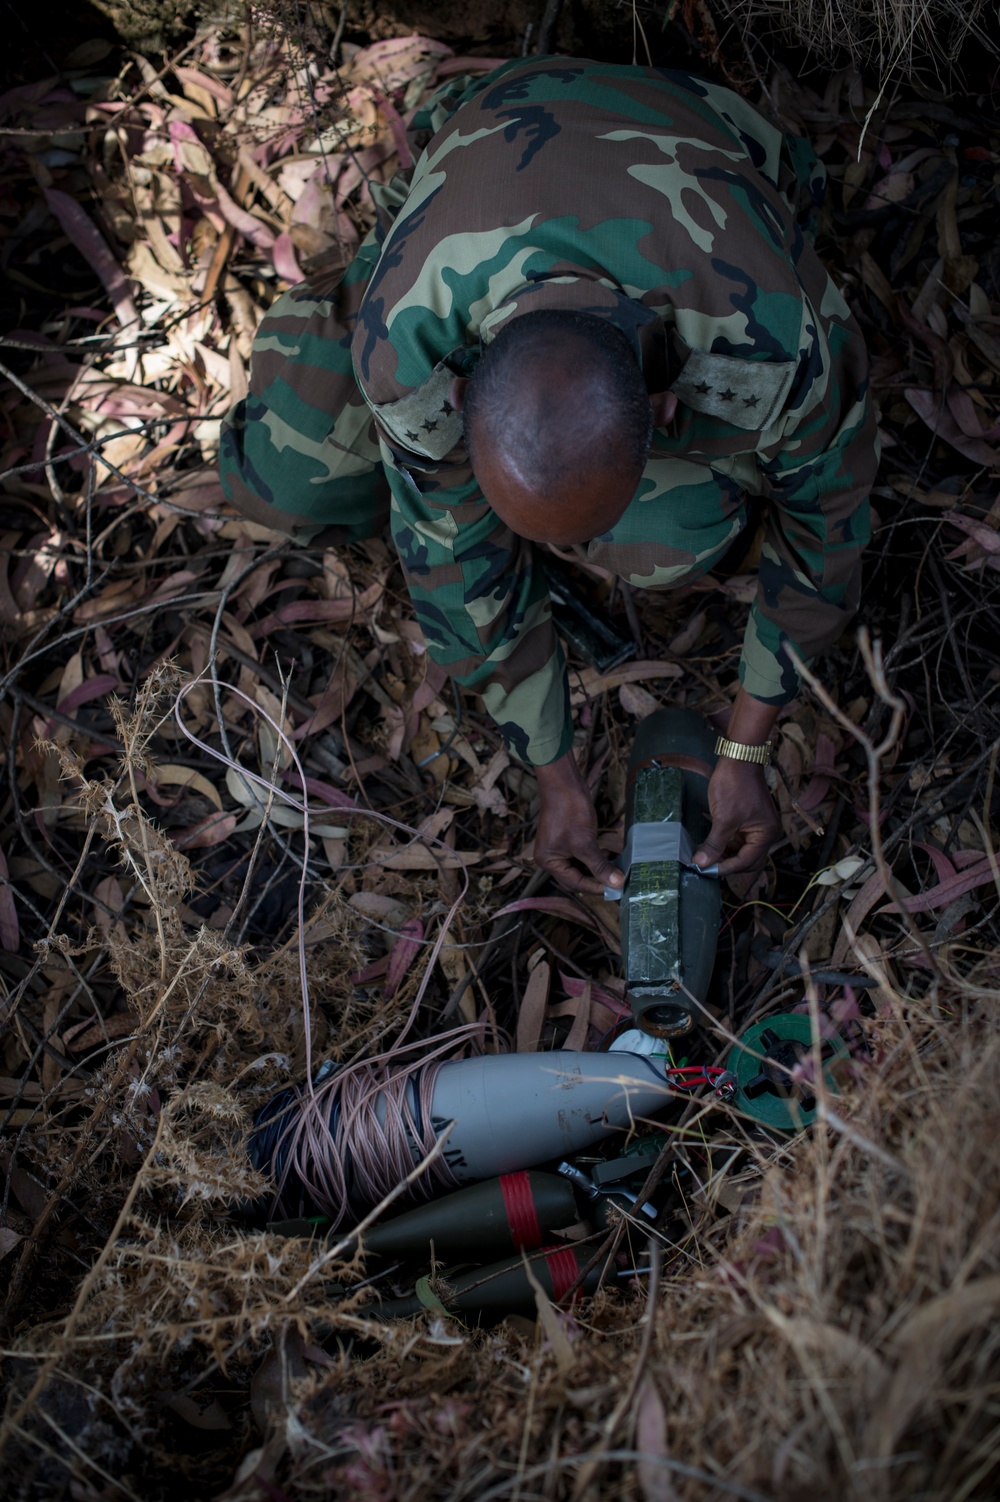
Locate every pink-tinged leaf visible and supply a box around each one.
[42,188,138,329]
[798,731,837,811]
[170,812,239,849]
[281,770,364,813]
[410,659,449,716]
[831,869,890,967]
[0,78,70,112]
[214,178,276,249]
[944,512,1000,555]
[905,389,1000,469]
[946,389,1000,442]
[173,65,233,108]
[559,973,631,1019]
[384,918,424,999]
[880,858,998,914]
[272,231,302,283]
[635,1376,680,1502]
[753,1226,787,1261]
[516,959,550,1053]
[250,582,383,636]
[168,114,202,145]
[293,673,358,741]
[360,34,452,59]
[148,570,200,603]
[0,1227,24,1262]
[434,56,508,77]
[56,673,120,715]
[0,846,20,952]
[911,841,957,885]
[492,896,603,933]
[830,987,862,1024]
[351,955,390,986]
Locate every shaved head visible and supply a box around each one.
[462,311,653,544]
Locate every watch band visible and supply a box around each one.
[714,735,772,766]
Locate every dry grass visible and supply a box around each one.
[709,0,998,79]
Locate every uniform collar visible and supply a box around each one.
[481,276,665,380]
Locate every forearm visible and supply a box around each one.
[534,745,581,791]
[724,687,781,747]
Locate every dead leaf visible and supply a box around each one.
[0,846,20,953]
[151,763,224,811]
[619,682,660,718]
[562,979,592,1051]
[905,389,1000,469]
[516,960,550,1053]
[0,1227,24,1261]
[164,1393,232,1431]
[635,1376,680,1502]
[521,1253,576,1375]
[384,918,424,998]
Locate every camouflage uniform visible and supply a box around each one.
[221,58,878,766]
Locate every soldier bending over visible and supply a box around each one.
[220,57,878,893]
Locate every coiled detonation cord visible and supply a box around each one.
[174,677,498,1228]
[246,1030,497,1226]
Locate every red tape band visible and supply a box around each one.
[500,1171,544,1250]
[544,1245,582,1305]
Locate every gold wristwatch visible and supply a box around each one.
[714,735,772,767]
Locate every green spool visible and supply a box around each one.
[726,1012,849,1131]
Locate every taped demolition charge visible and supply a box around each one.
[250,1051,671,1220]
[271,1171,580,1262]
[606,708,722,1039]
[726,1012,849,1131]
[370,1243,602,1323]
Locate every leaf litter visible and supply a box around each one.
[1,5,1000,1500]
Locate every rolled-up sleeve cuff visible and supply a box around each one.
[738,611,803,705]
[481,658,574,766]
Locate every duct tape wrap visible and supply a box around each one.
[604,820,719,901]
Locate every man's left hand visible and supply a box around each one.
[692,758,781,876]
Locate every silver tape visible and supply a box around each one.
[604,819,718,900]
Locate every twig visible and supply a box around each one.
[569,1238,662,1500]
[785,633,941,977]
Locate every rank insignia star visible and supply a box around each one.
[439,401,452,415]
[405,429,420,442]
[694,380,711,394]
[422,418,439,433]
[719,388,735,401]
[743,394,759,407]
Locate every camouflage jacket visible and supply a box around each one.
[220,58,878,766]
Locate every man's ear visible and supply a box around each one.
[448,375,470,412]
[649,390,678,428]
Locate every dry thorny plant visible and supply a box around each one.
[1,4,1000,1500]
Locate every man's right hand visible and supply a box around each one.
[533,749,624,897]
